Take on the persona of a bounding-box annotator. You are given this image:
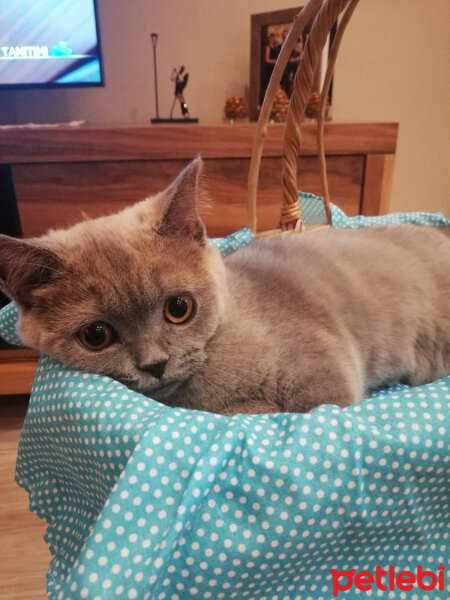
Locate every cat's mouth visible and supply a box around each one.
[145,380,183,400]
[118,376,183,401]
[117,348,205,400]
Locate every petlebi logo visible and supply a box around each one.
[331,564,446,597]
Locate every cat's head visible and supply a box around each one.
[0,158,228,400]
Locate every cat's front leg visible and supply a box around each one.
[220,398,284,416]
[277,334,365,413]
[218,385,358,415]
[285,364,362,413]
[218,365,362,415]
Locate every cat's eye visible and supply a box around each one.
[164,294,194,324]
[78,322,116,351]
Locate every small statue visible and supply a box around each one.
[150,34,198,124]
[170,66,190,119]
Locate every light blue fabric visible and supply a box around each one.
[210,227,254,255]
[1,202,449,600]
[0,300,22,346]
[298,191,328,226]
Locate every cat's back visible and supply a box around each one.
[224,225,450,311]
[227,224,449,274]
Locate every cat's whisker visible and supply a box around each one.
[205,342,269,352]
[6,261,61,275]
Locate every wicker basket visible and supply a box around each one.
[247,0,359,237]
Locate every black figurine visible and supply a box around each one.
[170,66,190,119]
[150,33,198,124]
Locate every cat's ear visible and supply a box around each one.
[0,235,62,309]
[156,156,206,245]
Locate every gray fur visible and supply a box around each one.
[180,226,450,414]
[0,159,449,414]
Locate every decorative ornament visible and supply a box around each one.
[170,66,192,120]
[305,92,330,120]
[269,88,289,122]
[224,96,248,122]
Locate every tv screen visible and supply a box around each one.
[0,0,103,88]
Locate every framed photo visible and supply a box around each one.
[249,7,335,121]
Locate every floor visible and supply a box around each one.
[0,396,50,600]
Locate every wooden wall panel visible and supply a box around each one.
[14,155,363,238]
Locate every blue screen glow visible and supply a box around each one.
[0,0,103,87]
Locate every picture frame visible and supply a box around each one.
[249,7,335,121]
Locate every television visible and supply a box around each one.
[0,0,103,88]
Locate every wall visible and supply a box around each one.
[333,0,450,215]
[0,0,448,216]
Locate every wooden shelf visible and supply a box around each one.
[0,349,38,397]
[0,122,398,164]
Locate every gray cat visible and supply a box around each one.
[1,158,449,414]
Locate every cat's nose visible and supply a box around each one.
[140,360,168,379]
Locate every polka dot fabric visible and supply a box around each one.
[210,227,254,255]
[1,204,449,600]
[298,191,328,226]
[329,202,450,230]
[0,300,23,346]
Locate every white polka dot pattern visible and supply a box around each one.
[210,227,254,255]
[0,203,449,600]
[0,300,22,346]
[298,191,328,226]
[330,202,450,230]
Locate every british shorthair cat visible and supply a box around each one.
[0,158,449,414]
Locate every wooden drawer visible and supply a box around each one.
[14,155,363,238]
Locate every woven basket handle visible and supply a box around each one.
[247,0,359,235]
